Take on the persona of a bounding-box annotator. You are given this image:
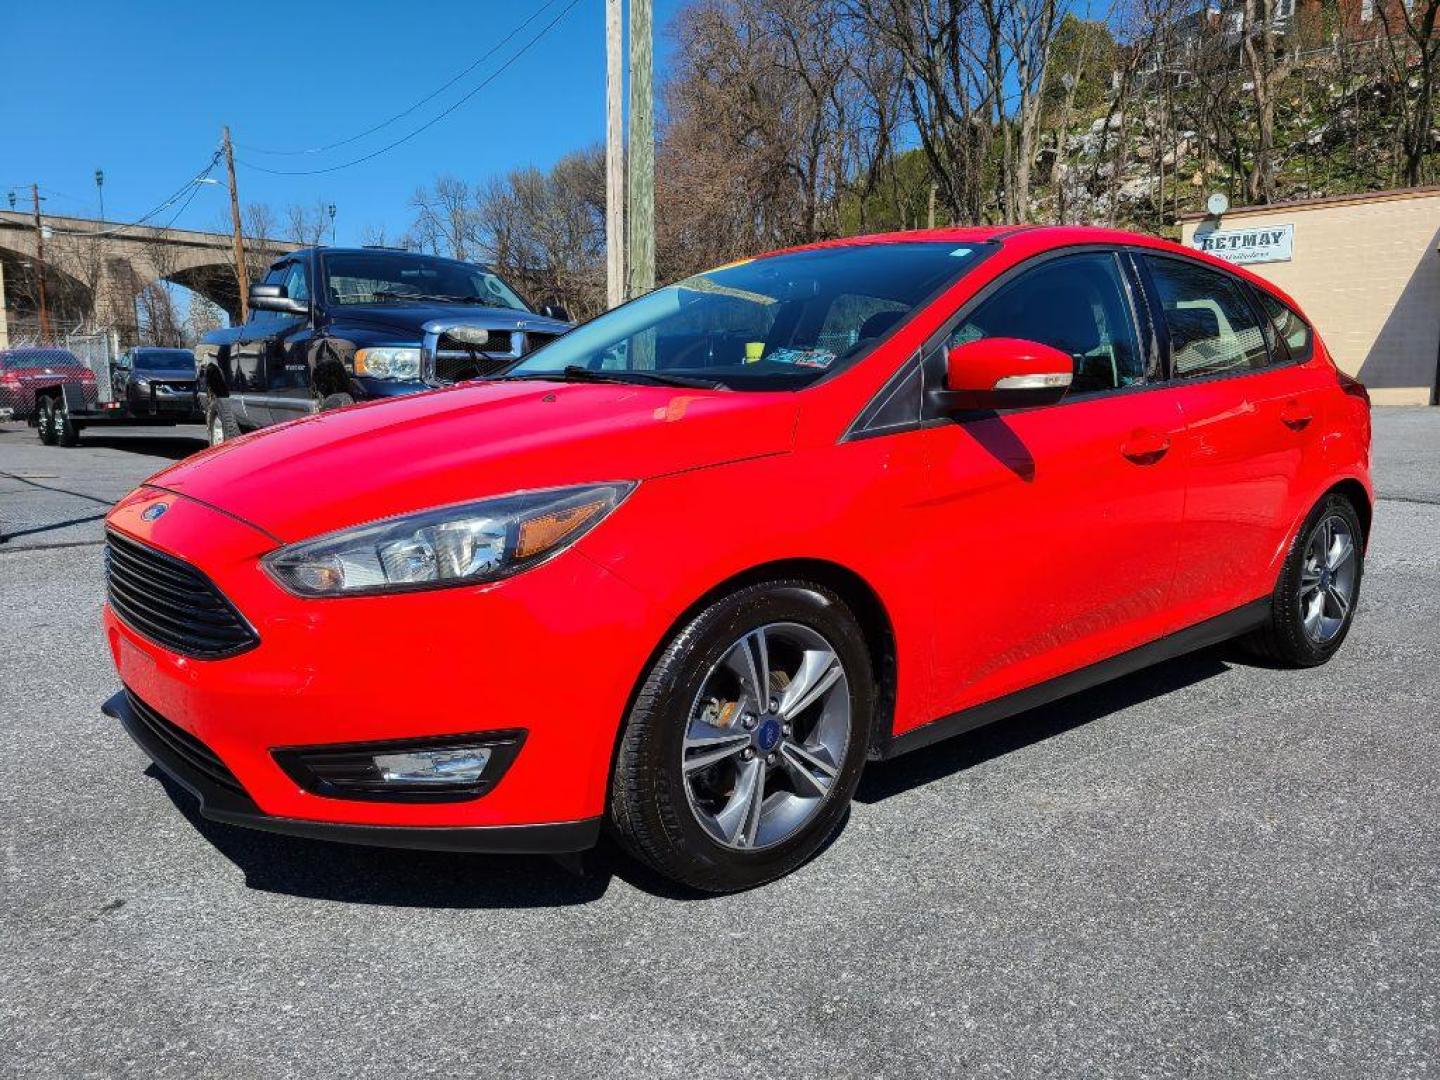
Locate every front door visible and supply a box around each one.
[231,264,288,428]
[921,250,1190,717]
[264,259,316,424]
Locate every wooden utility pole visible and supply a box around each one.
[605,0,625,310]
[222,127,250,323]
[31,184,51,343]
[626,0,655,301]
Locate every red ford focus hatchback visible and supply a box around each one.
[103,226,1371,891]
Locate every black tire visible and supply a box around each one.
[206,397,240,446]
[1244,493,1365,667]
[319,392,355,412]
[36,397,58,445]
[610,580,875,893]
[56,405,80,447]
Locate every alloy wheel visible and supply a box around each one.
[1299,514,1357,643]
[681,622,850,851]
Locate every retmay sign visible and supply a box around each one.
[1192,223,1294,265]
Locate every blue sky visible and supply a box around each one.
[1,0,681,244]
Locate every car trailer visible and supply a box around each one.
[31,358,201,448]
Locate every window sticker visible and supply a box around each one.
[950,247,973,257]
[768,347,837,368]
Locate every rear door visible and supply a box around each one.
[1138,252,1317,626]
[920,249,1190,716]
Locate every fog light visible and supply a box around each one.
[273,730,524,803]
[373,747,491,784]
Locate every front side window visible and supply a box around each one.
[1144,256,1270,378]
[283,261,310,305]
[948,252,1143,394]
[249,264,289,325]
[506,242,992,391]
[322,252,529,312]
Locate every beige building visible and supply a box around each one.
[1180,187,1440,406]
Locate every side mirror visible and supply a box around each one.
[250,283,308,315]
[539,303,571,323]
[940,337,1074,411]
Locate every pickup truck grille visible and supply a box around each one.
[105,531,258,659]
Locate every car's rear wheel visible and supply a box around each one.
[1246,494,1364,667]
[610,580,874,892]
[56,406,80,447]
[206,398,239,446]
[36,397,58,445]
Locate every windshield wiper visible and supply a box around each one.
[492,366,726,390]
[372,291,488,304]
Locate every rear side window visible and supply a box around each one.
[949,252,1143,394]
[1144,256,1269,378]
[1254,289,1313,363]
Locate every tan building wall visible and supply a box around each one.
[1181,188,1440,406]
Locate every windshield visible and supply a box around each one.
[134,349,195,371]
[504,242,992,391]
[322,251,531,311]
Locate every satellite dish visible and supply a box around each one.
[1206,192,1229,217]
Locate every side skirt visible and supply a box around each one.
[875,597,1271,760]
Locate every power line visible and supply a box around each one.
[238,0,583,178]
[42,151,223,239]
[236,0,564,157]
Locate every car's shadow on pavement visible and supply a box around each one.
[143,646,1235,907]
[855,647,1234,804]
[145,765,623,907]
[78,432,206,461]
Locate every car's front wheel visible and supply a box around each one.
[610,580,874,892]
[206,398,239,446]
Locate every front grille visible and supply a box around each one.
[433,329,518,384]
[105,531,258,659]
[125,689,243,793]
[521,331,559,353]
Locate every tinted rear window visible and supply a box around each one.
[0,349,84,370]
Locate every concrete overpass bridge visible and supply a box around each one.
[0,210,297,346]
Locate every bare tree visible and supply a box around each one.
[1376,0,1440,185]
[408,176,477,260]
[285,201,331,246]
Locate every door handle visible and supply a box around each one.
[1120,429,1171,465]
[1280,401,1313,430]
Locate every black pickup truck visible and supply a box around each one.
[195,247,571,444]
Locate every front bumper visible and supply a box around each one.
[105,690,600,852]
[104,486,659,836]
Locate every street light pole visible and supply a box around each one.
[328,203,337,246]
[222,126,250,324]
[95,168,105,221]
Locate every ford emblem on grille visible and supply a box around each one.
[141,502,169,521]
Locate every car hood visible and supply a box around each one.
[332,303,568,341]
[145,380,798,543]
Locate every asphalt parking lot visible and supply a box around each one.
[1,412,1436,1078]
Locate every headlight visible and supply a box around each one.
[261,483,634,597]
[354,347,421,380]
